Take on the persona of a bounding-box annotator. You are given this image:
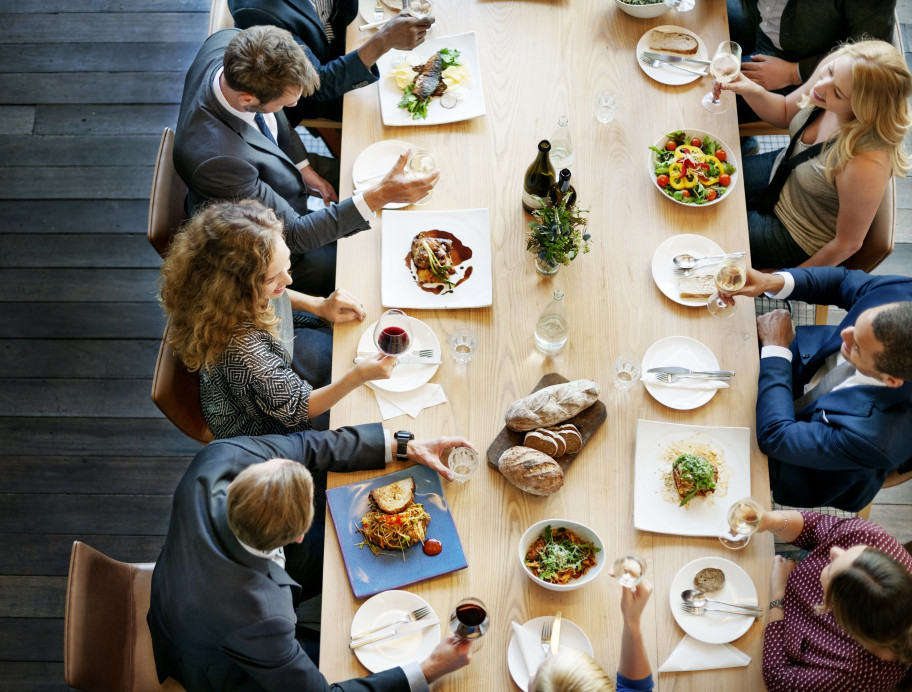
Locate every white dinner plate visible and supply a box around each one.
[641,336,722,410]
[350,590,441,673]
[669,557,759,644]
[376,32,486,126]
[352,140,415,209]
[358,0,398,23]
[651,234,724,307]
[636,25,709,86]
[633,419,751,536]
[507,616,594,691]
[357,316,441,392]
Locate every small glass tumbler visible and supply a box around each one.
[445,446,479,482]
[613,355,640,390]
[447,328,478,364]
[595,91,620,125]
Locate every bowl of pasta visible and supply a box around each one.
[518,519,605,592]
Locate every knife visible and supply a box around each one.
[645,58,708,77]
[349,618,440,649]
[647,367,734,377]
[642,51,711,66]
[353,355,442,365]
[550,611,562,655]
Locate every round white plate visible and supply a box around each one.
[357,316,440,392]
[641,335,721,410]
[651,234,724,307]
[507,616,594,691]
[351,590,441,673]
[669,557,758,644]
[352,140,415,209]
[636,25,708,85]
[648,129,739,207]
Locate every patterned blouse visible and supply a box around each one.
[762,511,911,692]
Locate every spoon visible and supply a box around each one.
[681,589,763,614]
[672,251,745,271]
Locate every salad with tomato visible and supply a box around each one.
[649,131,737,205]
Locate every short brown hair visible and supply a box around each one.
[223,26,319,103]
[227,459,314,551]
[872,302,912,381]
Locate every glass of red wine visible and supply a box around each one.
[449,597,489,649]
[373,309,412,356]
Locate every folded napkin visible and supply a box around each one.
[642,373,730,391]
[367,383,447,420]
[511,621,546,682]
[658,634,751,672]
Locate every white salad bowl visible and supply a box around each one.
[648,129,740,207]
[518,519,605,592]
[615,0,671,19]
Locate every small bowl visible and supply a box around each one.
[615,0,670,19]
[518,519,605,592]
[648,128,739,207]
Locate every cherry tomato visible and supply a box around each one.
[706,189,718,201]
[689,137,702,148]
[715,149,727,162]
[657,174,670,187]
[719,174,732,187]
[665,141,677,152]
[681,190,691,198]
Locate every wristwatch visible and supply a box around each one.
[769,598,785,610]
[394,430,414,462]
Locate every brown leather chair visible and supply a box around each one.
[147,128,187,258]
[64,541,185,692]
[150,319,214,444]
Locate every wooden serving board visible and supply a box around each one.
[486,373,608,473]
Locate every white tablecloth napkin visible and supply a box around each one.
[658,634,751,672]
[511,621,546,680]
[367,383,447,419]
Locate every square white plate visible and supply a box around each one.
[381,208,492,309]
[376,32,486,126]
[633,419,751,536]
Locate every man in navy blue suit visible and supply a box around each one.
[732,267,912,511]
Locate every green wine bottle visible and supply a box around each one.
[522,140,556,213]
[548,168,577,209]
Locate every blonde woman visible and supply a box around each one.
[159,199,395,438]
[724,40,912,269]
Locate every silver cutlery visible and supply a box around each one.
[349,617,440,649]
[353,355,441,365]
[642,51,711,66]
[681,603,762,618]
[374,0,384,20]
[672,251,746,273]
[647,367,734,378]
[639,55,708,77]
[357,349,434,358]
[351,605,431,640]
[550,611,562,654]
[540,619,552,655]
[682,589,763,614]
[654,372,731,384]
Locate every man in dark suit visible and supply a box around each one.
[174,26,437,296]
[229,0,433,123]
[148,425,472,691]
[733,267,912,511]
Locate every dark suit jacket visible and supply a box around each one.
[173,29,369,253]
[147,425,411,691]
[757,268,912,511]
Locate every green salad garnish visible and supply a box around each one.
[673,453,717,506]
[524,525,600,584]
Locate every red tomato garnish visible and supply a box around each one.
[657,174,670,187]
[681,190,691,198]
[719,174,732,187]
[690,137,702,148]
[665,141,677,152]
[715,149,727,162]
[706,189,718,201]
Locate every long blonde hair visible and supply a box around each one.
[799,40,912,180]
[158,199,283,372]
[531,649,616,692]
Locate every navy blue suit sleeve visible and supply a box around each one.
[297,40,378,102]
[787,268,912,312]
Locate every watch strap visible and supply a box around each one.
[394,430,413,461]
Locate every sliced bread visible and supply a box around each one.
[524,430,559,457]
[648,29,699,55]
[369,477,415,514]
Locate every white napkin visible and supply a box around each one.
[642,373,730,391]
[511,621,546,681]
[658,634,751,672]
[367,383,447,420]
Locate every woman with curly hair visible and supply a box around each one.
[723,39,912,269]
[159,199,395,437]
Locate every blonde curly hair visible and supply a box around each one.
[530,649,616,692]
[159,199,284,372]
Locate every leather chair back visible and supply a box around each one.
[64,542,185,692]
[150,319,214,445]
[147,128,187,258]
[208,0,234,35]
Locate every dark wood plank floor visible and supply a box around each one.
[0,3,911,690]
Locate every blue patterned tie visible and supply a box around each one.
[253,112,277,145]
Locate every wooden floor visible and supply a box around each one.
[0,2,910,690]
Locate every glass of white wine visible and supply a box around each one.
[706,254,746,318]
[718,497,765,549]
[702,41,742,114]
[405,0,431,18]
[405,148,438,205]
[612,554,647,589]
[664,0,695,12]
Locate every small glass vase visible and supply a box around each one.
[534,256,560,275]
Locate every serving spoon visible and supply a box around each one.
[681,589,763,614]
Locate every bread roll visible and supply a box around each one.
[505,379,600,431]
[497,446,564,496]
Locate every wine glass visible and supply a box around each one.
[612,554,647,589]
[405,0,431,18]
[449,597,489,649]
[718,497,765,549]
[706,254,747,318]
[702,41,742,113]
[664,0,695,12]
[405,148,438,205]
[373,309,412,356]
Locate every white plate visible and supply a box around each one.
[358,0,399,23]
[651,234,724,307]
[381,208,492,309]
[669,557,759,644]
[376,32,486,126]
[641,336,722,410]
[352,140,415,209]
[507,616,594,691]
[351,590,441,673]
[357,316,441,392]
[648,129,739,207]
[633,419,751,536]
[636,25,708,85]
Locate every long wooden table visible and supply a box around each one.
[322,2,772,689]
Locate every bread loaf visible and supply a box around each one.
[497,446,564,495]
[505,379,599,431]
[648,29,699,55]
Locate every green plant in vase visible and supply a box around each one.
[527,197,591,274]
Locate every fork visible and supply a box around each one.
[639,55,708,77]
[540,619,552,655]
[374,0,384,20]
[350,605,431,640]
[654,372,731,384]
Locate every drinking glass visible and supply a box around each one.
[405,148,438,205]
[718,497,765,549]
[405,0,431,18]
[447,328,478,364]
[595,91,620,125]
[613,355,640,390]
[373,309,412,356]
[664,0,695,11]
[449,597,489,649]
[445,447,479,482]
[706,254,746,318]
[702,41,742,114]
[612,554,647,589]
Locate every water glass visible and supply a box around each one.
[613,355,640,390]
[405,148,438,205]
[595,91,620,125]
[445,446,479,482]
[613,554,647,589]
[447,328,478,364]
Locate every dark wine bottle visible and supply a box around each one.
[548,168,577,209]
[522,140,556,213]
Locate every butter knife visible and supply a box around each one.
[353,355,441,365]
[647,367,734,378]
[642,51,711,66]
[350,618,440,649]
[550,611,562,655]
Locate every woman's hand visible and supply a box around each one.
[720,72,765,96]
[351,352,397,382]
[620,578,654,627]
[769,555,797,600]
[319,289,366,324]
